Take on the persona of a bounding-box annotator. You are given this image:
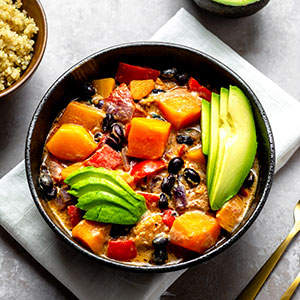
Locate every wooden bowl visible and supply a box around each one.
[0,0,47,98]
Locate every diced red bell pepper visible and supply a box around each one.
[107,239,137,261]
[162,209,177,228]
[130,159,166,180]
[105,83,135,123]
[137,191,160,208]
[188,77,211,102]
[115,63,160,85]
[67,205,83,227]
[84,144,121,169]
[125,123,131,138]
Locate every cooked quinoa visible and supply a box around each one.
[0,0,38,92]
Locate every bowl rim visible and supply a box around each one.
[0,0,48,98]
[25,41,275,272]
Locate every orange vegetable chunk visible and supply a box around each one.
[61,162,84,180]
[46,124,97,162]
[216,195,246,232]
[185,148,206,166]
[170,211,220,254]
[92,78,116,98]
[59,101,105,131]
[127,117,171,160]
[156,89,201,130]
[72,219,111,254]
[129,79,155,100]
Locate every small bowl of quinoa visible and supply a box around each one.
[0,0,47,98]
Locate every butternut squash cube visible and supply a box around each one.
[216,195,246,232]
[129,79,155,100]
[127,117,171,160]
[156,89,201,130]
[46,124,97,162]
[170,211,220,254]
[92,78,116,99]
[72,220,111,254]
[59,101,105,131]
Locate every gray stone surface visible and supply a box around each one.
[0,0,299,299]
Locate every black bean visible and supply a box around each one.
[152,236,169,248]
[160,68,177,79]
[40,165,48,174]
[176,135,194,145]
[96,100,104,109]
[105,136,122,151]
[150,112,166,122]
[158,193,169,210]
[152,248,168,265]
[161,174,176,194]
[102,113,115,132]
[111,123,125,144]
[243,169,255,188]
[110,224,133,238]
[152,89,166,94]
[175,72,188,85]
[82,82,95,97]
[39,174,53,193]
[183,168,200,186]
[168,157,184,174]
[45,187,57,200]
[94,132,102,142]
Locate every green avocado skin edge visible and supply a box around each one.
[206,93,220,191]
[201,99,211,156]
[207,86,257,210]
[212,0,259,6]
[65,167,147,225]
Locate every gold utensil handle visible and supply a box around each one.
[237,224,300,300]
[280,270,300,300]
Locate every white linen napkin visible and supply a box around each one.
[1,8,300,300]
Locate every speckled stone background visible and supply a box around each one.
[0,0,300,299]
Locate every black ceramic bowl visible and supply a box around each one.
[25,42,275,272]
[193,0,270,18]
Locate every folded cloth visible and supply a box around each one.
[1,8,300,300]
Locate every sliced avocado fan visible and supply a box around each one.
[212,0,260,6]
[65,167,147,225]
[207,86,257,210]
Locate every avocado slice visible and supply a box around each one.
[65,166,147,224]
[76,191,138,216]
[83,203,140,225]
[201,99,211,155]
[209,86,257,210]
[212,0,259,6]
[65,167,142,201]
[69,177,138,205]
[206,93,220,190]
[69,178,145,216]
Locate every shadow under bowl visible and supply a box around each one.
[25,42,275,272]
